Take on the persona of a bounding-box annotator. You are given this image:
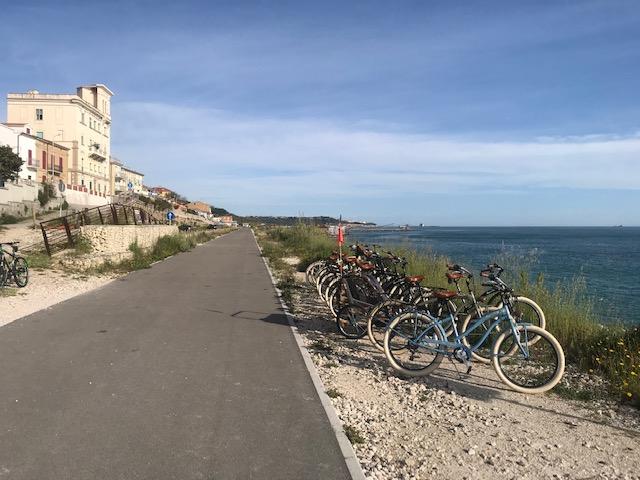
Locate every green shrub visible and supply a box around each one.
[37,182,56,207]
[72,235,93,255]
[0,213,20,225]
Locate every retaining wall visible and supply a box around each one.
[79,224,179,255]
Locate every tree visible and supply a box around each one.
[0,145,23,186]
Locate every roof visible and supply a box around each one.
[78,84,115,96]
[121,165,144,176]
[20,133,70,150]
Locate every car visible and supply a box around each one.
[206,224,218,230]
[178,223,192,231]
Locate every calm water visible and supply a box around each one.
[348,227,640,324]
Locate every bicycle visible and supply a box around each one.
[383,288,565,394]
[0,242,29,288]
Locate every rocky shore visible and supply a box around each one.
[283,267,640,480]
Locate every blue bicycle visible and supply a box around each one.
[382,290,565,394]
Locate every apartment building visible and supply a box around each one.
[7,84,113,197]
[110,158,145,194]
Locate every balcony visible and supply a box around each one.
[89,152,107,162]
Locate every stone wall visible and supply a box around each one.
[79,224,179,255]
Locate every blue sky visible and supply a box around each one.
[1,0,639,225]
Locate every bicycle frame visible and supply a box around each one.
[405,303,531,359]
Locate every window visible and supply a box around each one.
[26,128,31,134]
[28,150,32,166]
[59,157,63,171]
[81,136,84,145]
[36,131,44,138]
[81,112,85,124]
[81,179,85,186]
[89,181,93,191]
[42,151,47,170]
[36,109,43,120]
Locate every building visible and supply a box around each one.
[7,84,113,197]
[185,201,211,217]
[149,186,173,198]
[28,134,69,185]
[0,123,36,182]
[110,158,145,194]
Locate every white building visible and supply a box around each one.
[0,123,37,182]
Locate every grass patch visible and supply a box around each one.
[343,425,365,445]
[0,287,18,297]
[325,388,342,398]
[277,275,297,310]
[24,252,52,269]
[84,229,233,275]
[553,384,597,402]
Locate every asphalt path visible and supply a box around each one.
[0,228,351,479]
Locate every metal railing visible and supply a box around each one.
[39,203,161,256]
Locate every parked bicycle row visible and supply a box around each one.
[0,242,29,288]
[304,244,565,394]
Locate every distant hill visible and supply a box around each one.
[215,210,374,226]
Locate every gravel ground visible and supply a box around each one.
[0,269,116,327]
[287,278,640,480]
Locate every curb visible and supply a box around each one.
[251,229,367,480]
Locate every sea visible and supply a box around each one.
[348,226,640,324]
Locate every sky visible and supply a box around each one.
[1,0,639,225]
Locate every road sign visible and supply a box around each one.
[58,181,66,192]
[127,182,133,190]
[167,211,175,221]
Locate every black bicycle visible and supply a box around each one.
[0,242,29,288]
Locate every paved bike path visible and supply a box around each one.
[0,229,351,479]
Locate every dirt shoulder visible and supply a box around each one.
[1,269,116,327]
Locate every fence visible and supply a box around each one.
[39,203,162,256]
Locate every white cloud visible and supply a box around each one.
[111,101,640,216]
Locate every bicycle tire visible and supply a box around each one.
[336,304,369,339]
[367,299,411,352]
[383,311,444,377]
[492,325,565,394]
[12,257,29,288]
[0,261,7,288]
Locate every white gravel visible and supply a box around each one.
[0,269,116,327]
[288,280,640,480]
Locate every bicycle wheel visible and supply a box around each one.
[328,280,348,317]
[367,299,411,352]
[336,304,368,339]
[384,312,444,377]
[0,261,7,288]
[305,260,325,285]
[492,325,565,394]
[12,257,29,287]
